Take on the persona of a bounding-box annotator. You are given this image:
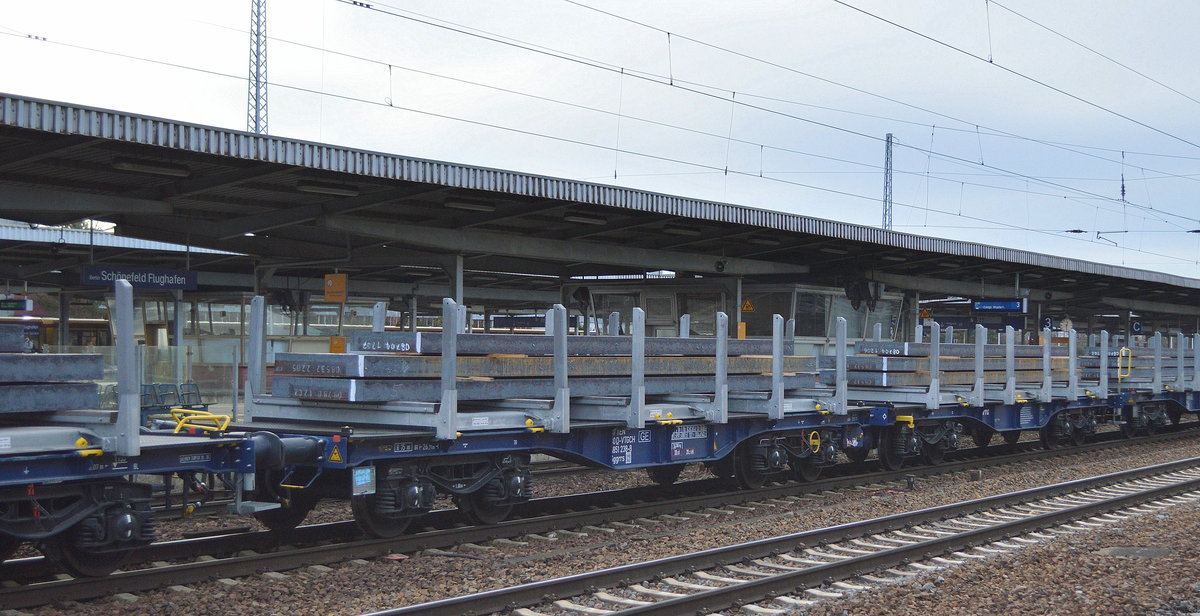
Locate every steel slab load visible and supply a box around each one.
[1078,357,1193,368]
[821,370,1064,387]
[815,355,1070,372]
[0,354,104,382]
[272,373,819,403]
[853,341,1068,357]
[275,352,814,379]
[0,383,99,412]
[349,331,793,356]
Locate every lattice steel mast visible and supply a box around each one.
[882,132,893,230]
[247,0,268,134]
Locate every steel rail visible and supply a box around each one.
[0,424,1192,606]
[373,456,1200,616]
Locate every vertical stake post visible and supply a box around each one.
[769,314,784,420]
[1040,328,1053,402]
[246,295,266,420]
[114,279,140,456]
[1099,330,1109,397]
[1001,326,1015,405]
[834,317,848,414]
[630,307,646,428]
[371,301,386,333]
[971,324,985,406]
[439,298,459,440]
[551,303,570,433]
[679,314,690,339]
[928,321,941,409]
[1153,331,1163,393]
[1068,329,1079,399]
[714,312,728,423]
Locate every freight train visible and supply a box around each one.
[1,284,1196,575]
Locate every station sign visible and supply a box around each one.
[971,298,1027,313]
[80,265,197,290]
[324,273,348,303]
[0,299,32,312]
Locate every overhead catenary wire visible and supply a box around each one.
[988,0,1200,109]
[184,10,1189,229]
[334,0,1200,228]
[830,0,1200,150]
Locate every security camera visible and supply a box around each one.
[714,260,726,273]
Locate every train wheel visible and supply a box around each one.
[456,491,514,525]
[1039,423,1060,449]
[733,446,769,490]
[646,464,685,486]
[970,428,994,448]
[1168,408,1183,426]
[1069,425,1087,446]
[255,489,319,533]
[351,494,413,538]
[877,427,904,471]
[790,456,822,482]
[920,442,946,465]
[42,535,131,577]
[1001,430,1021,446]
[0,535,19,562]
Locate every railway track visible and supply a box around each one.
[0,425,1194,608]
[374,457,1200,616]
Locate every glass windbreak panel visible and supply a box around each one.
[595,294,638,335]
[740,292,792,337]
[865,298,901,339]
[829,296,865,339]
[794,293,828,337]
[678,293,720,336]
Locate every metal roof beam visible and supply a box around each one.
[868,270,1072,300]
[205,185,445,240]
[0,185,170,215]
[1100,296,1200,317]
[326,215,808,276]
[195,271,559,303]
[121,163,291,200]
[0,135,98,171]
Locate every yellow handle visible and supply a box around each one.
[1117,347,1132,381]
[170,408,231,433]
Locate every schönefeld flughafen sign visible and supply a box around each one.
[80,265,197,290]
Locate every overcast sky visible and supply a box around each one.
[3,1,1199,277]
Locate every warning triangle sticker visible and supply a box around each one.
[741,298,755,312]
[329,445,343,463]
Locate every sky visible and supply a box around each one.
[2,0,1199,277]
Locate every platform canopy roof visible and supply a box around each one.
[1,93,1198,317]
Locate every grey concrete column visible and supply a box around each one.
[57,291,71,347]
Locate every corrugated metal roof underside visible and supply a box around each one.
[2,93,1197,289]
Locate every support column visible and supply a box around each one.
[173,289,185,383]
[57,291,71,348]
[408,295,418,332]
[439,254,464,306]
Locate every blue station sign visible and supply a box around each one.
[972,298,1028,313]
[80,265,198,290]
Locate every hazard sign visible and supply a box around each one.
[329,445,343,463]
[741,298,755,312]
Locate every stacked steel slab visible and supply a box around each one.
[271,331,819,404]
[0,324,102,413]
